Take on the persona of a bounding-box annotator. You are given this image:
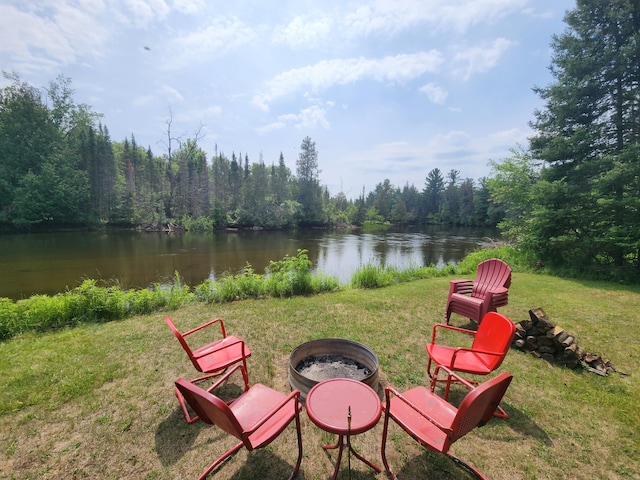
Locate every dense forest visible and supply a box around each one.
[0,73,500,231]
[1,0,639,281]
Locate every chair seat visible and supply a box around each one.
[231,384,298,450]
[192,335,250,372]
[386,386,457,453]
[426,344,493,375]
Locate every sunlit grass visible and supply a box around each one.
[1,270,638,479]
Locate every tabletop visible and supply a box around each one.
[305,378,382,435]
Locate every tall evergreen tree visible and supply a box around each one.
[529,0,640,274]
[295,136,324,225]
[422,168,445,223]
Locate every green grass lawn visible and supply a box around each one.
[1,273,638,479]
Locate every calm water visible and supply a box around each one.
[0,226,497,300]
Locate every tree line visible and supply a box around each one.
[0,73,500,231]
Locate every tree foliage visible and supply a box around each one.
[1,74,503,233]
[489,0,640,280]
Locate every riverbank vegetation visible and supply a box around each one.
[1,263,638,479]
[0,247,518,342]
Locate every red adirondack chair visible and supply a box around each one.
[165,316,252,423]
[445,258,512,325]
[175,364,303,480]
[381,368,513,480]
[426,311,516,418]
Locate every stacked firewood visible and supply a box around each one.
[512,308,629,376]
[512,308,584,369]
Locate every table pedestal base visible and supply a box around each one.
[322,434,382,480]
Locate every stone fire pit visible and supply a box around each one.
[289,338,379,401]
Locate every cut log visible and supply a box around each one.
[547,325,565,338]
[529,308,554,332]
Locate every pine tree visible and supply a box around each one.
[529,0,640,274]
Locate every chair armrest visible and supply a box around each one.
[191,337,249,360]
[487,288,509,308]
[183,317,227,338]
[431,323,476,344]
[432,365,477,391]
[384,386,453,435]
[449,346,503,369]
[449,279,473,296]
[242,390,301,435]
[206,362,250,393]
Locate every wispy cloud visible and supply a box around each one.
[253,51,444,110]
[344,0,529,36]
[166,17,257,69]
[419,83,448,104]
[452,38,516,80]
[273,15,334,48]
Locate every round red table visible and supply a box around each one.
[305,378,382,479]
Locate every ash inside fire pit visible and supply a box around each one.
[289,338,379,401]
[295,354,372,383]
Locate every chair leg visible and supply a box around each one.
[198,441,243,480]
[175,387,200,424]
[380,412,399,480]
[493,404,509,419]
[288,409,303,480]
[447,452,489,480]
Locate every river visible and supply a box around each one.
[0,226,498,300]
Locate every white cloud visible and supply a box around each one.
[257,121,286,135]
[0,2,109,70]
[273,15,334,48]
[166,17,257,69]
[344,0,529,36]
[452,38,515,80]
[159,85,184,103]
[279,105,331,129]
[172,0,206,15]
[122,0,171,27]
[253,51,443,109]
[419,83,448,104]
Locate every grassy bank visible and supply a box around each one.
[1,272,638,479]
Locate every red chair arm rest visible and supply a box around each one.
[487,288,509,308]
[384,386,453,435]
[242,390,301,435]
[431,323,476,344]
[191,337,248,360]
[449,347,503,369]
[183,317,227,338]
[449,279,473,296]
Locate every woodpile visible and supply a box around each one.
[511,308,629,376]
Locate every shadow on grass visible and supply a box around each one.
[500,403,553,446]
[154,406,214,467]
[225,448,309,480]
[392,450,479,479]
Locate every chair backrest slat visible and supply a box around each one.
[175,378,244,439]
[450,372,513,441]
[472,259,512,298]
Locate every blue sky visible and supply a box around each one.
[1,0,575,198]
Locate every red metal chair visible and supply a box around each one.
[445,258,512,325]
[175,364,303,480]
[426,311,515,418]
[165,316,252,423]
[381,368,513,480]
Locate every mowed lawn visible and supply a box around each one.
[1,273,638,480]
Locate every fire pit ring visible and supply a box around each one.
[289,338,379,401]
